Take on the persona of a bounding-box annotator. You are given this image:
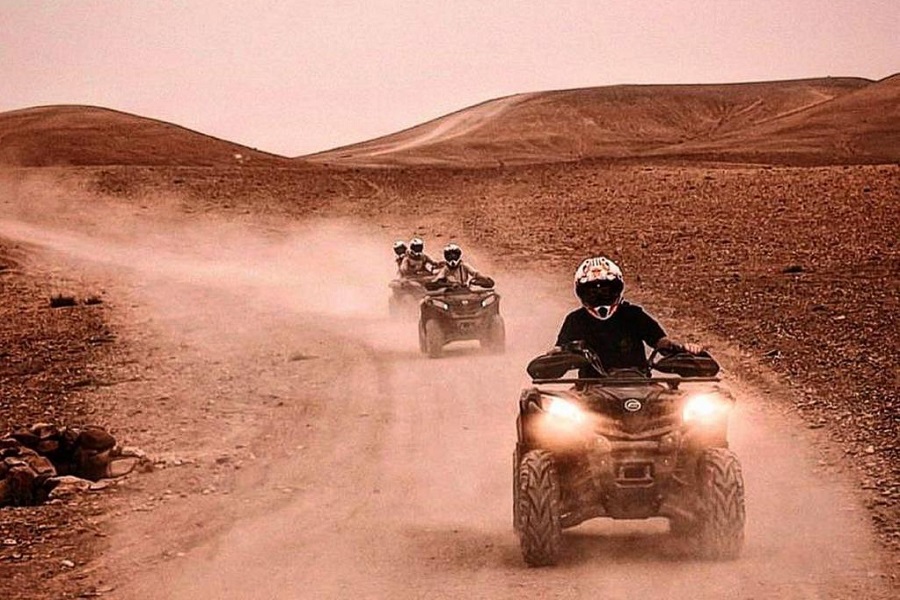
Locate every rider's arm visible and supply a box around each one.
[399,255,411,276]
[632,307,667,349]
[656,337,703,354]
[461,264,482,285]
[432,265,449,281]
[554,311,580,348]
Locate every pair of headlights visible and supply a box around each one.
[427,294,496,310]
[541,393,732,425]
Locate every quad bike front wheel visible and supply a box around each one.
[690,447,746,559]
[424,319,444,358]
[417,322,427,353]
[481,315,506,353]
[516,449,562,566]
[512,450,520,531]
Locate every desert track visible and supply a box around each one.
[1,197,892,599]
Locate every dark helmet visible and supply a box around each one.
[443,243,462,267]
[393,240,407,257]
[409,237,424,256]
[574,256,624,320]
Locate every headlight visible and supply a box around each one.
[682,393,731,424]
[543,396,585,423]
[534,394,591,448]
[429,299,450,310]
[481,294,497,307]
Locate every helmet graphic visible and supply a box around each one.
[443,243,462,267]
[393,240,407,256]
[574,256,624,320]
[409,238,424,256]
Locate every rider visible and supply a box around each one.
[555,256,701,377]
[392,240,407,271]
[399,237,437,277]
[432,244,493,287]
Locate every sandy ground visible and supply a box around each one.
[1,184,895,598]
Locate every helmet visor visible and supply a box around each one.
[444,248,462,263]
[576,279,623,307]
[410,242,424,254]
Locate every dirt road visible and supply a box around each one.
[0,193,893,598]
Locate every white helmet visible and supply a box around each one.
[393,240,407,257]
[409,238,424,256]
[574,257,624,320]
[443,243,462,267]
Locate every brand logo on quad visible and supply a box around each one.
[624,399,642,412]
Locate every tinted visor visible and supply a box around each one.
[444,248,462,263]
[576,278,623,307]
[410,242,424,253]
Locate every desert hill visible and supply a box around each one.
[307,76,899,166]
[1,76,896,169]
[0,105,294,167]
[659,74,900,163]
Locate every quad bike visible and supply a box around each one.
[513,342,745,566]
[388,274,432,318]
[418,277,505,358]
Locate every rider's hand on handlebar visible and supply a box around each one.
[657,337,703,355]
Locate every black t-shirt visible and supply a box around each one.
[555,301,666,376]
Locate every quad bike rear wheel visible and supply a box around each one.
[516,449,562,566]
[424,319,444,358]
[690,447,746,559]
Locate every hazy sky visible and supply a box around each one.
[2,1,897,156]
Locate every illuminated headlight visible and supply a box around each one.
[682,393,731,424]
[543,396,586,423]
[481,294,497,307]
[429,299,450,310]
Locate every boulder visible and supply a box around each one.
[47,475,93,500]
[77,426,116,452]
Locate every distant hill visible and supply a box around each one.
[0,105,292,167]
[305,77,899,166]
[656,75,900,164]
[3,76,896,169]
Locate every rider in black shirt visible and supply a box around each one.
[555,256,700,377]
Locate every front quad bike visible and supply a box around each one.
[388,275,431,318]
[513,344,745,566]
[418,278,505,358]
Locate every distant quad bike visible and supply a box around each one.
[513,343,745,566]
[418,277,505,358]
[388,275,432,318]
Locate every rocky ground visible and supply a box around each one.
[0,161,896,597]
[0,241,117,598]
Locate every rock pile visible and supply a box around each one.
[0,423,132,507]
